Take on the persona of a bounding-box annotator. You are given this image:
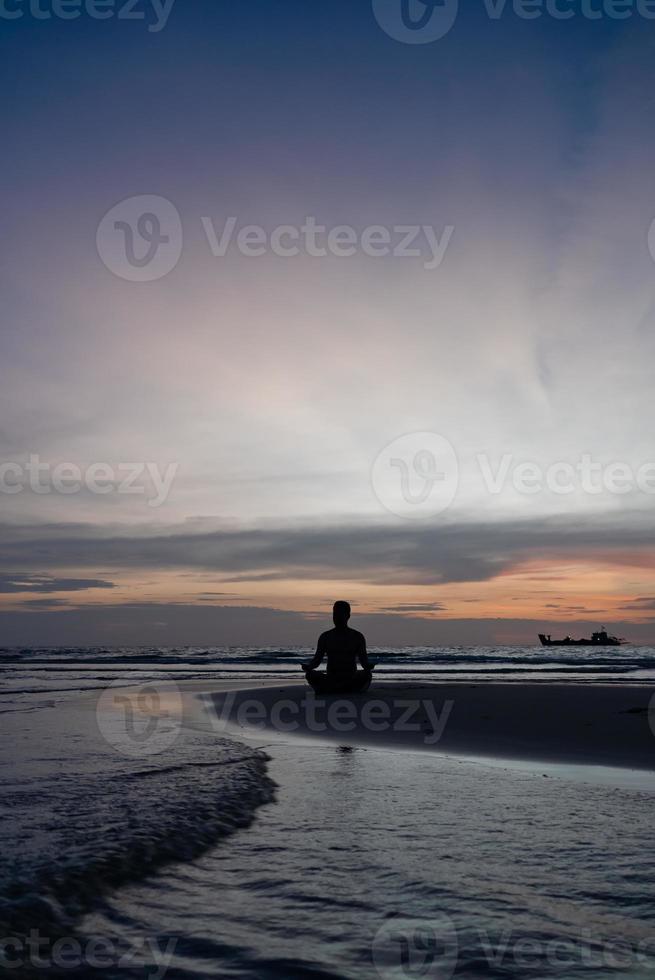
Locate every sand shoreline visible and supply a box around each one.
[193,680,655,771]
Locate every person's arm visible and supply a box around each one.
[358,634,372,671]
[302,636,325,671]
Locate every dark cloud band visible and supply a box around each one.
[0,513,653,585]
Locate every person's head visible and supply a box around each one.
[332,600,351,627]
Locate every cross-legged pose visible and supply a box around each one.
[301,601,373,694]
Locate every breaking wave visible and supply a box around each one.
[0,733,276,940]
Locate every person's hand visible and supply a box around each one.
[300,663,310,672]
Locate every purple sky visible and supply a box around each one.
[2,1,655,644]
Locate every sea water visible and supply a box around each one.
[2,648,654,978]
[3,642,655,688]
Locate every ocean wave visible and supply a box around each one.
[0,734,276,942]
[2,644,655,663]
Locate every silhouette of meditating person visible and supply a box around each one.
[301,601,373,694]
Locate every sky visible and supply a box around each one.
[2,0,655,645]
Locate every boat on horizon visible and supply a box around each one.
[538,628,624,647]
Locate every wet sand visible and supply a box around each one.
[202,680,655,770]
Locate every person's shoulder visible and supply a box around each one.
[349,628,366,641]
[319,628,335,640]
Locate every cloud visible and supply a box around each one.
[619,597,655,610]
[380,603,447,613]
[0,573,115,594]
[196,594,243,603]
[197,592,238,597]
[0,512,654,586]
[21,598,71,608]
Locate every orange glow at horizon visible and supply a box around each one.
[2,556,655,626]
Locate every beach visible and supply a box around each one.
[86,675,655,979]
[204,680,655,771]
[3,647,655,978]
[7,2,655,975]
